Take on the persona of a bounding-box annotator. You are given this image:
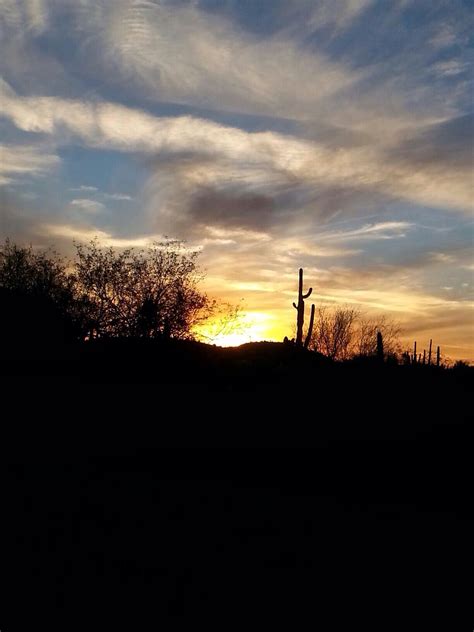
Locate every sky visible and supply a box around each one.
[0,0,473,359]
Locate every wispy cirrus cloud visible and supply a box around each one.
[64,0,471,148]
[280,0,375,35]
[75,0,360,121]
[1,78,471,243]
[316,221,414,242]
[104,193,132,201]
[0,143,59,185]
[42,223,165,248]
[431,60,470,78]
[70,185,98,193]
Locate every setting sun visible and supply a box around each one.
[194,311,278,347]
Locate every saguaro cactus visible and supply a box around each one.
[428,339,433,365]
[413,341,417,364]
[436,346,440,367]
[293,268,314,347]
[376,331,384,362]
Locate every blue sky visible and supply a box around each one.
[0,0,473,357]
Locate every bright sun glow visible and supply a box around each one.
[195,311,277,347]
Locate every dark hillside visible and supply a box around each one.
[1,340,472,628]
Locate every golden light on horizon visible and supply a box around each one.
[194,311,280,347]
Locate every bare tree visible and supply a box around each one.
[194,301,246,344]
[308,306,402,361]
[355,314,402,358]
[73,239,216,340]
[310,306,358,360]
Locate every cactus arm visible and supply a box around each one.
[293,302,298,309]
[304,304,315,349]
[303,288,313,299]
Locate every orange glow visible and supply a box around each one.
[194,311,280,347]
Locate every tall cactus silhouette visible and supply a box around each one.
[436,345,441,367]
[293,268,315,347]
[428,339,432,365]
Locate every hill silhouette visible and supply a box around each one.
[2,335,471,444]
[1,350,472,627]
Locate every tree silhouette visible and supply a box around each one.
[0,238,218,343]
[73,239,215,340]
[0,239,81,342]
[310,306,358,360]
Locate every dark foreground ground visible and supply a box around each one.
[1,341,472,627]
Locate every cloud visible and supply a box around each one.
[62,0,471,155]
[431,60,470,77]
[316,221,414,242]
[1,78,471,245]
[429,25,459,50]
[0,143,59,185]
[0,0,48,37]
[69,199,105,213]
[104,193,132,201]
[42,223,166,248]
[189,190,276,232]
[72,0,362,121]
[391,113,474,176]
[284,0,375,34]
[68,187,132,200]
[1,0,470,144]
[70,185,98,192]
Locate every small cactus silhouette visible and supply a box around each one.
[377,331,384,362]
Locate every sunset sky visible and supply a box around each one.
[1,0,473,359]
